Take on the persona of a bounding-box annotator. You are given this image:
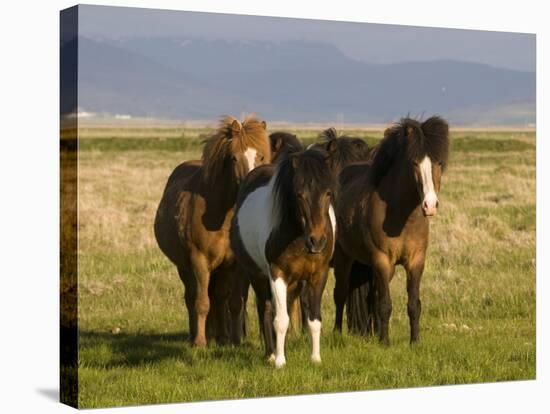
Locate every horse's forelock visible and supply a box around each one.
[422,116,450,168]
[402,117,449,168]
[271,150,333,229]
[202,115,270,181]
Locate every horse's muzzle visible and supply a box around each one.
[305,235,327,254]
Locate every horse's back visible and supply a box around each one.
[154,160,202,267]
[164,159,202,192]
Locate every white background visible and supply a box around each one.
[0,0,547,412]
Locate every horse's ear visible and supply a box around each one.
[325,139,338,153]
[405,126,415,142]
[273,136,283,151]
[261,120,267,130]
[231,119,242,136]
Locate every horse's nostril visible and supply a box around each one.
[436,200,440,208]
[306,235,326,253]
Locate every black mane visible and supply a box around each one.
[369,116,449,186]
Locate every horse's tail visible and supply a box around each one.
[346,261,377,336]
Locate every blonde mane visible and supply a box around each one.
[202,115,270,182]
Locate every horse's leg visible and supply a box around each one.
[300,286,310,333]
[226,264,247,345]
[211,269,230,345]
[333,244,353,332]
[269,268,289,368]
[406,257,425,344]
[178,265,197,343]
[366,265,378,336]
[190,251,211,347]
[251,275,274,359]
[347,262,376,336]
[241,276,250,339]
[205,278,218,342]
[306,270,329,363]
[372,255,393,346]
[288,295,302,335]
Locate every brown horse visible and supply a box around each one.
[333,116,449,345]
[231,150,337,367]
[154,115,271,347]
[281,128,372,331]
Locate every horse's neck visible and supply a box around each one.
[269,187,302,244]
[200,168,238,215]
[380,159,420,211]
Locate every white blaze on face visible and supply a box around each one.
[244,147,257,173]
[418,156,438,215]
[328,204,336,254]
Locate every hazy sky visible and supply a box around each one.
[78,5,535,72]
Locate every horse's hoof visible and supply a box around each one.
[194,337,207,347]
[311,355,322,364]
[267,353,276,364]
[274,355,286,368]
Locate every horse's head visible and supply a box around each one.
[315,128,371,173]
[403,117,449,217]
[372,116,449,217]
[275,150,336,254]
[203,115,271,185]
[270,132,303,163]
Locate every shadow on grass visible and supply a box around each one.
[79,330,258,369]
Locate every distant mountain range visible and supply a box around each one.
[63,36,536,125]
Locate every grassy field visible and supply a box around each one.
[70,126,536,408]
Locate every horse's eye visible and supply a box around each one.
[231,155,237,162]
[260,155,265,161]
[326,191,332,198]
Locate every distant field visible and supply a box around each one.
[68,127,536,408]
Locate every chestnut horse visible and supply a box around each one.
[154,115,271,347]
[231,150,337,367]
[333,116,449,345]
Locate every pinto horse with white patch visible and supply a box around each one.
[333,116,449,345]
[231,150,337,367]
[154,115,271,347]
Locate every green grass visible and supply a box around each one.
[71,127,536,408]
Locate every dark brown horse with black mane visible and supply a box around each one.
[154,115,271,347]
[333,116,449,345]
[231,149,337,367]
[277,128,372,331]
